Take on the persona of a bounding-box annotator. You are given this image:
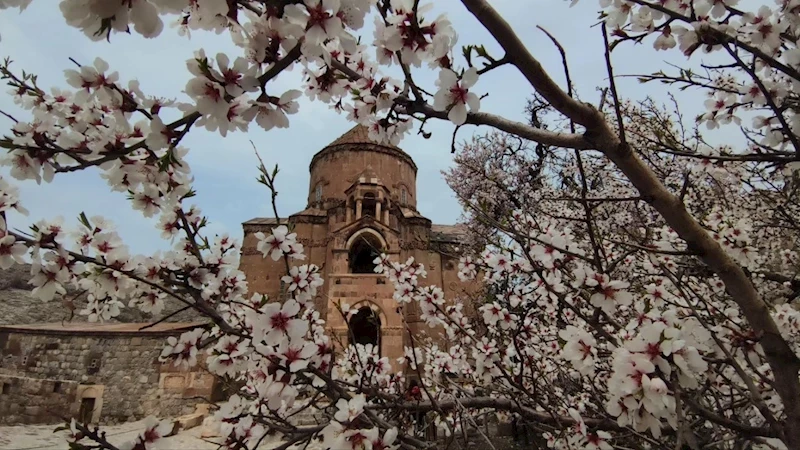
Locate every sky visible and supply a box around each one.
[0,0,711,256]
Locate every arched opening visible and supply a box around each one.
[348,231,383,273]
[349,306,381,350]
[362,192,377,218]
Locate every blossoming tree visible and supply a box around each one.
[0,0,799,449]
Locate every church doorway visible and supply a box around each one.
[348,306,381,352]
[348,232,383,273]
[79,397,95,424]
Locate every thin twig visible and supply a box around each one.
[0,108,18,123]
[601,23,627,146]
[138,305,193,331]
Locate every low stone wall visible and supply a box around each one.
[0,324,216,425]
[0,374,79,424]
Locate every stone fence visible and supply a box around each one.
[0,374,79,424]
[0,322,216,425]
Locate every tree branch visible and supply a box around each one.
[377,397,626,431]
[459,0,601,127]
[457,1,800,446]
[401,101,590,149]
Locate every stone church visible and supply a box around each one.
[239,125,475,363]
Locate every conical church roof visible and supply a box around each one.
[357,166,380,183]
[325,124,404,152]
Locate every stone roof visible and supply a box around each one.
[243,209,327,228]
[243,217,287,225]
[356,165,380,183]
[290,208,327,217]
[399,207,427,220]
[326,124,402,151]
[430,224,468,243]
[346,166,389,191]
[0,321,208,336]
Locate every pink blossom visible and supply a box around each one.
[433,68,480,125]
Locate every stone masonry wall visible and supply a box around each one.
[0,331,214,424]
[0,374,79,424]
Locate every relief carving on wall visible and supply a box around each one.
[398,228,430,250]
[311,198,345,210]
[398,239,429,250]
[382,327,404,337]
[296,237,335,248]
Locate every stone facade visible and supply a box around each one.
[0,322,215,425]
[240,125,481,364]
[0,374,79,424]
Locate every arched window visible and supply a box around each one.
[362,192,376,217]
[349,306,381,350]
[315,184,322,203]
[400,187,407,204]
[348,232,383,273]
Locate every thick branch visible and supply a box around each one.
[380,397,625,431]
[683,397,780,438]
[401,101,590,149]
[459,0,600,127]
[327,59,590,149]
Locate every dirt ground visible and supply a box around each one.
[0,419,222,450]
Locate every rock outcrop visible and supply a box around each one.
[0,265,199,325]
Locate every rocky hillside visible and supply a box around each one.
[0,265,201,325]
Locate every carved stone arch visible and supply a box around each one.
[351,298,388,326]
[346,228,387,273]
[312,179,328,204]
[346,227,388,250]
[313,175,330,187]
[348,299,385,355]
[75,384,105,424]
[395,182,412,204]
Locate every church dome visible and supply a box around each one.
[307,125,418,208]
